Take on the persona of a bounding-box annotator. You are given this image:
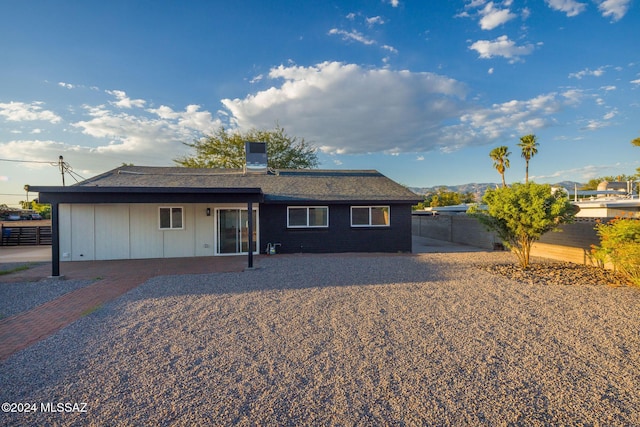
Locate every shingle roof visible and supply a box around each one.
[73,166,421,203]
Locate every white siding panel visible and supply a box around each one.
[195,203,215,256]
[163,205,195,258]
[95,205,130,260]
[71,205,95,261]
[130,204,164,259]
[59,204,72,262]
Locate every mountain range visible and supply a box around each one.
[409,181,584,200]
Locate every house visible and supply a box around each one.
[572,180,640,218]
[30,165,421,276]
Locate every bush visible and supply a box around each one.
[468,182,575,269]
[592,217,640,286]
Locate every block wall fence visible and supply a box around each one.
[412,214,609,267]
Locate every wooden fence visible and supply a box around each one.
[1,225,52,246]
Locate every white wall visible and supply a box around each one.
[58,203,257,261]
[95,205,130,260]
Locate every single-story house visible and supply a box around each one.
[31,166,421,276]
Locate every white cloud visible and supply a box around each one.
[366,16,385,26]
[568,66,607,79]
[631,79,640,85]
[0,96,223,179]
[582,119,611,130]
[382,45,398,54]
[469,35,536,62]
[106,90,146,109]
[328,28,396,54]
[603,109,617,120]
[597,0,631,21]
[464,0,489,9]
[545,0,587,17]
[58,82,75,89]
[479,2,516,30]
[0,101,62,123]
[220,62,585,156]
[328,28,375,46]
[221,62,468,154]
[389,0,399,7]
[453,92,578,147]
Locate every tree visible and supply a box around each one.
[581,175,637,191]
[175,125,319,170]
[31,200,51,219]
[517,134,538,183]
[427,187,475,207]
[468,182,576,269]
[489,146,511,188]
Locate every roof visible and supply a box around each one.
[31,166,421,204]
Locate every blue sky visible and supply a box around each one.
[1,0,638,207]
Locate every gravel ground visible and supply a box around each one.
[1,252,639,426]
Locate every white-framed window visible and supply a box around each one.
[159,207,184,230]
[351,206,390,227]
[287,206,329,228]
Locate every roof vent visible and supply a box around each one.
[244,141,268,173]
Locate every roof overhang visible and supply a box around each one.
[29,186,264,204]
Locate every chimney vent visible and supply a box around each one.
[244,141,268,173]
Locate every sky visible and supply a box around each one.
[1,0,639,207]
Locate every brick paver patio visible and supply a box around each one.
[0,256,252,362]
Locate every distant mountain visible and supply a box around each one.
[409,181,584,199]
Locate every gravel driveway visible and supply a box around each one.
[1,252,639,426]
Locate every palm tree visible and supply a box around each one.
[633,137,640,176]
[490,146,511,188]
[518,134,539,183]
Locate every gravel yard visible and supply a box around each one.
[1,252,639,426]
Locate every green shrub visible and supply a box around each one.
[592,217,640,286]
[468,182,575,269]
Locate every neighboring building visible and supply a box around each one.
[31,166,421,276]
[572,181,640,218]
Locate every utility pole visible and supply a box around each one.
[59,155,65,186]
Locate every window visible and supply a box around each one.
[351,206,390,227]
[287,206,328,228]
[159,207,183,230]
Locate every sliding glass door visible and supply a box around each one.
[216,208,257,254]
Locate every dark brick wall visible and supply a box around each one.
[260,204,413,254]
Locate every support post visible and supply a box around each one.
[247,201,253,269]
[51,202,60,277]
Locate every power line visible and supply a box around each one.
[1,156,87,185]
[0,158,58,165]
